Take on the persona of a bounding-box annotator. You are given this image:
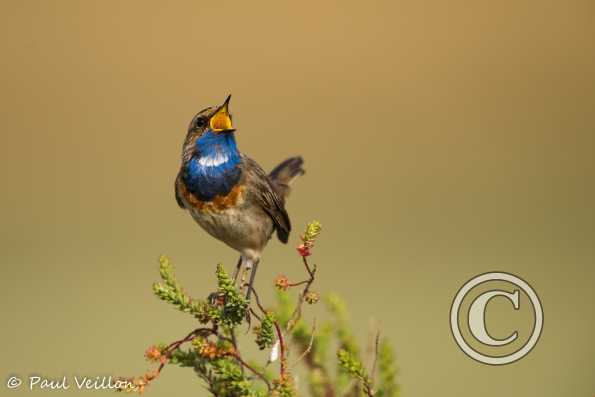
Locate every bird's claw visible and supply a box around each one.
[244,308,252,334]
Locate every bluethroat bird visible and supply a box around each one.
[175,95,304,301]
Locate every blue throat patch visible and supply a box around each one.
[183,130,242,201]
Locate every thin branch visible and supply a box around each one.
[370,331,380,387]
[286,257,317,332]
[364,382,375,397]
[249,308,263,322]
[290,319,317,368]
[295,329,335,397]
[230,327,239,351]
[302,256,315,278]
[156,325,272,391]
[273,320,287,376]
[245,284,268,316]
[165,327,216,355]
[288,280,309,287]
[158,327,217,372]
[230,328,244,376]
[231,352,272,391]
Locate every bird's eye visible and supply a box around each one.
[193,117,207,128]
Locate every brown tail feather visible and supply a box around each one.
[269,156,305,199]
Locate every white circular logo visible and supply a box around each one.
[450,272,544,365]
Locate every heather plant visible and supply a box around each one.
[119,221,400,397]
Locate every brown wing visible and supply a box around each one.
[242,155,291,243]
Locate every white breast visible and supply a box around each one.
[197,152,229,167]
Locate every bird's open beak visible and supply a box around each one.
[209,94,235,133]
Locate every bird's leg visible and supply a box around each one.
[241,258,259,332]
[240,259,250,293]
[242,259,252,295]
[245,259,259,302]
[239,258,254,330]
[232,256,243,285]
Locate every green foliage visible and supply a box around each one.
[326,293,359,355]
[255,312,276,350]
[210,357,264,397]
[337,349,373,397]
[376,341,400,397]
[271,374,295,397]
[169,348,200,367]
[169,347,265,397]
[212,263,248,327]
[130,221,401,397]
[152,258,247,328]
[292,320,334,397]
[273,290,293,328]
[326,293,362,392]
[302,220,322,244]
[152,255,209,322]
[338,348,368,379]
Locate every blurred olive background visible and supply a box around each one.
[1,1,594,396]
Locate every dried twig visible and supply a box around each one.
[370,331,380,387]
[290,319,317,368]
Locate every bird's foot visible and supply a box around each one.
[244,308,252,334]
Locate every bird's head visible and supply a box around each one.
[182,95,238,162]
[187,94,235,137]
